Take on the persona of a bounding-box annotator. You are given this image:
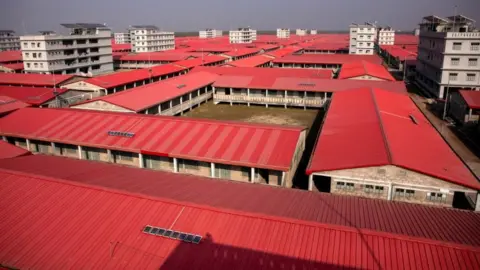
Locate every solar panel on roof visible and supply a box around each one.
[142,226,202,244]
[164,230,173,237]
[156,228,166,236]
[150,227,159,234]
[176,84,186,89]
[193,235,202,244]
[171,231,180,239]
[298,82,316,87]
[143,226,153,233]
[107,130,135,138]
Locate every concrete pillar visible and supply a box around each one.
[211,163,215,178]
[308,174,313,191]
[387,182,393,200]
[123,85,127,91]
[250,167,255,183]
[158,104,162,114]
[173,158,178,173]
[247,88,250,106]
[2,136,6,141]
[78,145,83,159]
[107,149,112,162]
[26,139,31,151]
[281,172,286,187]
[189,92,192,110]
[138,153,144,168]
[113,88,116,93]
[51,142,56,154]
[265,89,269,108]
[476,193,480,212]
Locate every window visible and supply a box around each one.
[26,63,31,68]
[215,164,231,179]
[241,167,250,177]
[468,58,478,66]
[32,53,37,58]
[37,42,40,47]
[364,185,385,194]
[31,42,35,47]
[56,143,77,155]
[366,50,371,53]
[336,181,355,191]
[40,63,43,68]
[113,150,134,162]
[467,73,476,81]
[449,73,458,81]
[179,159,199,171]
[25,52,29,58]
[452,42,462,50]
[34,63,38,67]
[395,188,415,197]
[426,192,446,202]
[471,42,480,51]
[450,58,460,66]
[367,42,371,46]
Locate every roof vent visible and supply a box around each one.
[177,84,186,89]
[409,114,418,125]
[143,225,202,244]
[107,130,135,138]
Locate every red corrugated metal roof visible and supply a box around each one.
[118,52,195,62]
[0,141,30,159]
[76,72,218,112]
[0,96,30,115]
[266,46,303,58]
[394,34,419,45]
[191,66,332,78]
[1,156,480,269]
[111,43,132,52]
[273,54,383,65]
[0,73,74,87]
[307,88,480,190]
[83,64,187,89]
[0,86,67,106]
[2,154,480,247]
[380,45,417,60]
[338,60,395,81]
[0,108,304,171]
[0,63,24,71]
[0,51,22,63]
[225,55,272,67]
[222,48,261,57]
[172,55,226,69]
[301,42,349,51]
[459,90,480,110]
[214,75,407,94]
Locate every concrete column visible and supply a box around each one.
[284,90,288,108]
[281,172,286,187]
[308,174,313,191]
[265,89,269,108]
[51,142,56,154]
[158,104,162,115]
[145,109,148,115]
[469,109,473,121]
[387,182,393,200]
[247,88,250,106]
[211,163,215,178]
[173,158,178,173]
[78,145,83,159]
[123,85,127,90]
[26,139,31,151]
[476,193,480,212]
[113,88,117,93]
[138,153,144,168]
[107,149,112,162]
[250,167,255,183]
[2,136,6,141]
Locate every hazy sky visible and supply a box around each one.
[1,0,479,34]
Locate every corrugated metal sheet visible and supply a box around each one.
[226,55,272,67]
[1,163,479,269]
[0,108,304,171]
[338,61,395,81]
[173,55,227,69]
[0,51,22,63]
[111,43,131,52]
[222,48,261,57]
[0,141,30,159]
[307,88,480,190]
[75,72,218,112]
[0,96,30,115]
[191,66,331,78]
[0,86,67,106]
[83,64,187,89]
[459,90,480,110]
[0,73,74,87]
[2,155,480,248]
[0,63,24,71]
[214,75,407,94]
[118,52,193,62]
[273,54,383,65]
[266,46,303,58]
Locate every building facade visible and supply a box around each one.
[310,30,318,35]
[349,23,376,55]
[377,27,395,45]
[199,29,222,38]
[276,28,290,39]
[128,25,175,52]
[415,15,480,99]
[20,24,113,76]
[229,27,257,44]
[114,32,130,44]
[296,29,307,36]
[0,30,20,51]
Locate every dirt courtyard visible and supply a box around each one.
[183,101,319,129]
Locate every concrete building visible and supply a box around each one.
[307,87,480,209]
[415,15,480,99]
[276,28,290,39]
[0,107,306,188]
[377,27,395,45]
[0,30,20,51]
[229,27,257,44]
[128,25,175,53]
[71,72,217,116]
[296,29,308,36]
[199,29,222,38]
[20,24,113,76]
[449,90,480,124]
[349,23,376,55]
[414,28,420,36]
[310,30,318,35]
[114,32,130,44]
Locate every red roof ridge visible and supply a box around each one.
[370,88,394,164]
[2,165,480,252]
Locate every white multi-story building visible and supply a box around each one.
[20,23,113,76]
[414,28,420,36]
[114,32,130,44]
[310,29,318,35]
[349,23,376,55]
[128,25,175,52]
[296,29,308,36]
[0,30,20,51]
[199,29,222,38]
[229,27,257,44]
[277,28,290,39]
[377,27,395,45]
[415,15,480,99]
